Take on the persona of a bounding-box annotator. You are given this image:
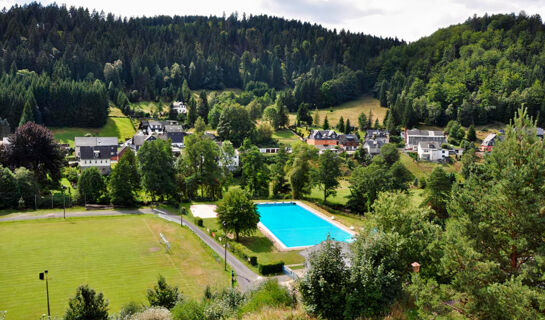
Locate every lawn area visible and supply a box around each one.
[272,129,301,146]
[199,217,305,269]
[289,95,387,127]
[130,101,168,115]
[308,179,350,206]
[51,117,136,147]
[399,153,459,180]
[0,215,229,319]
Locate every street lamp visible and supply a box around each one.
[62,186,66,219]
[223,222,227,271]
[39,270,51,319]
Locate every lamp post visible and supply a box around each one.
[223,221,227,271]
[62,186,66,219]
[39,270,50,319]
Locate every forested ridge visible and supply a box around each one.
[374,12,545,128]
[0,2,400,129]
[2,4,545,132]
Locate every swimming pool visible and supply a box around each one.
[257,202,353,249]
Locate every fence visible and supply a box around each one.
[0,192,73,210]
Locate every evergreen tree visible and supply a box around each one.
[65,285,109,320]
[18,101,34,127]
[197,90,209,122]
[186,97,198,127]
[322,115,330,130]
[423,167,453,220]
[181,79,191,102]
[466,124,476,141]
[358,112,367,130]
[109,151,139,206]
[344,118,351,134]
[313,108,320,127]
[78,167,107,204]
[336,116,345,133]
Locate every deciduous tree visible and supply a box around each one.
[217,189,259,241]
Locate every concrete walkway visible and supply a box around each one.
[0,207,262,291]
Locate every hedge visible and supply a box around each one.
[258,262,284,275]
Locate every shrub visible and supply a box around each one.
[258,262,284,275]
[129,307,171,320]
[240,280,295,314]
[249,256,258,266]
[171,301,205,320]
[195,218,203,227]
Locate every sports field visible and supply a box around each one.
[0,215,229,319]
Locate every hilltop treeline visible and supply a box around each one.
[0,3,401,129]
[374,13,545,128]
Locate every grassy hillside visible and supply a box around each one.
[52,117,136,147]
[289,95,387,127]
[0,215,229,319]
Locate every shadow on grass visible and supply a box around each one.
[239,235,274,253]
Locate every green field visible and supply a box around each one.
[308,179,351,206]
[399,153,460,180]
[52,117,136,147]
[289,95,387,127]
[0,215,229,319]
[272,129,301,146]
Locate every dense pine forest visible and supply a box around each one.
[2,4,545,131]
[0,2,400,129]
[375,12,545,128]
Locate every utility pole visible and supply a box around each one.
[62,187,66,219]
[231,270,234,288]
[224,242,227,271]
[39,270,50,319]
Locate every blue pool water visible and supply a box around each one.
[257,203,353,248]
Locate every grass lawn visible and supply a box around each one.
[289,95,387,127]
[52,117,136,147]
[130,101,168,115]
[399,153,459,181]
[0,215,229,319]
[272,129,301,146]
[308,179,350,206]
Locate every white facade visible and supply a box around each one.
[172,101,187,114]
[417,141,449,161]
[79,158,111,174]
[405,129,446,150]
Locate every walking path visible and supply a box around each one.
[0,207,262,291]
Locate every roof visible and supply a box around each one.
[166,132,185,144]
[80,146,112,160]
[365,129,389,139]
[537,127,544,136]
[75,137,118,147]
[131,134,159,146]
[164,125,184,133]
[148,120,163,127]
[339,134,360,144]
[363,139,386,149]
[406,129,444,137]
[481,133,496,146]
[308,130,339,140]
[418,141,443,149]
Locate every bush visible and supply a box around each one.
[196,218,204,227]
[258,262,284,275]
[171,300,205,320]
[129,307,171,320]
[249,256,258,266]
[240,279,295,314]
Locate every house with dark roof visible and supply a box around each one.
[74,137,118,159]
[363,139,386,155]
[365,129,389,141]
[307,130,339,146]
[164,125,186,147]
[79,146,112,174]
[338,134,360,150]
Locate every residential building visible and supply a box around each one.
[171,101,187,114]
[128,134,160,152]
[79,146,112,174]
[480,133,497,152]
[362,139,386,155]
[365,129,389,142]
[306,130,339,146]
[417,141,449,161]
[164,125,186,148]
[404,129,446,150]
[338,134,360,150]
[74,137,118,159]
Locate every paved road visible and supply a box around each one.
[152,209,262,291]
[0,207,262,291]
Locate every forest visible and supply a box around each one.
[2,4,545,131]
[0,2,399,129]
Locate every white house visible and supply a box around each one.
[362,138,386,155]
[79,146,112,174]
[405,129,446,150]
[417,141,449,161]
[171,101,187,114]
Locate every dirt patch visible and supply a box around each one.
[149,247,161,252]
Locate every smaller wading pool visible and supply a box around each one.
[257,202,353,249]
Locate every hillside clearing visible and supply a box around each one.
[52,117,136,146]
[289,95,387,127]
